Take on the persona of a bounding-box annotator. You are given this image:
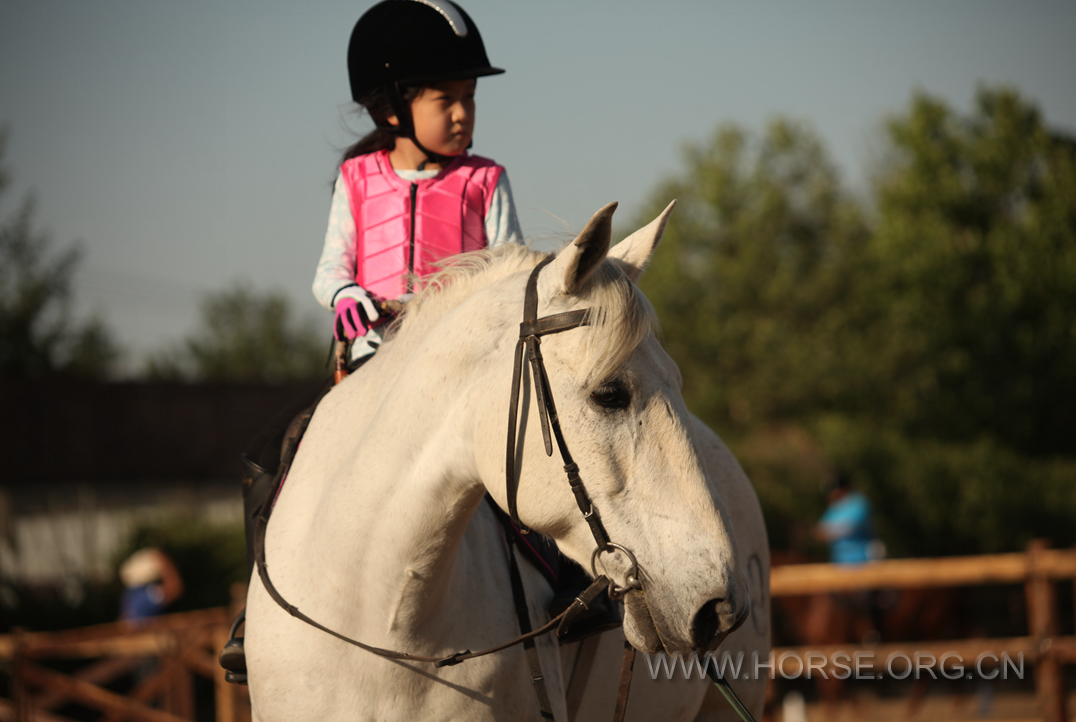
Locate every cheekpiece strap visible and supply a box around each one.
[501,261,611,555]
[506,258,594,532]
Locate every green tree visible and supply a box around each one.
[0,125,118,378]
[631,89,1076,557]
[633,118,870,431]
[820,87,1076,556]
[147,283,328,383]
[859,87,1076,457]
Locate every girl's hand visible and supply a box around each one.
[334,286,381,341]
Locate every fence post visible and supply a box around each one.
[12,627,30,722]
[1026,539,1066,722]
[213,626,237,722]
[168,631,195,720]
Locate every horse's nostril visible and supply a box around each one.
[692,598,725,647]
[692,597,748,649]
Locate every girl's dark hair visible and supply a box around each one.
[340,85,423,166]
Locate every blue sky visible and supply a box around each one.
[2,0,1074,371]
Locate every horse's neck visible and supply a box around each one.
[277,317,507,636]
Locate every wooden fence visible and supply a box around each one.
[770,540,1076,722]
[0,607,249,722]
[2,542,1074,721]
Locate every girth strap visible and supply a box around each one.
[612,641,637,722]
[505,532,555,720]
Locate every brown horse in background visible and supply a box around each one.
[765,551,963,720]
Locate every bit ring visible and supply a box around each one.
[590,543,643,600]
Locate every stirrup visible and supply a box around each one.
[219,608,248,685]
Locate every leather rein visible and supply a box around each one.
[252,257,756,722]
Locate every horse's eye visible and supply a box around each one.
[590,382,631,410]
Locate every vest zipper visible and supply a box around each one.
[407,182,418,293]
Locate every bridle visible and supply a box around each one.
[506,257,642,600]
[253,257,756,722]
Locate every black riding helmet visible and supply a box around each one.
[348,0,504,165]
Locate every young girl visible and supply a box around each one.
[313,0,522,362]
[218,1,521,681]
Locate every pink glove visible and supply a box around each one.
[333,286,381,341]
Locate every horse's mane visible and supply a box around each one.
[390,244,657,385]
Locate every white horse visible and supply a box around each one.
[245,201,770,721]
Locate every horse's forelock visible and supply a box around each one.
[574,260,658,386]
[395,244,657,386]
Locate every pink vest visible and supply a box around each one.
[340,150,503,299]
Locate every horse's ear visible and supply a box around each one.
[607,200,676,282]
[541,201,617,297]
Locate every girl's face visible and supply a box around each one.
[393,79,476,159]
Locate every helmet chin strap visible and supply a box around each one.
[385,82,456,169]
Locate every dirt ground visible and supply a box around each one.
[780,690,1076,722]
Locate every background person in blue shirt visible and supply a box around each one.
[815,471,879,565]
[119,547,184,624]
[814,471,888,644]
